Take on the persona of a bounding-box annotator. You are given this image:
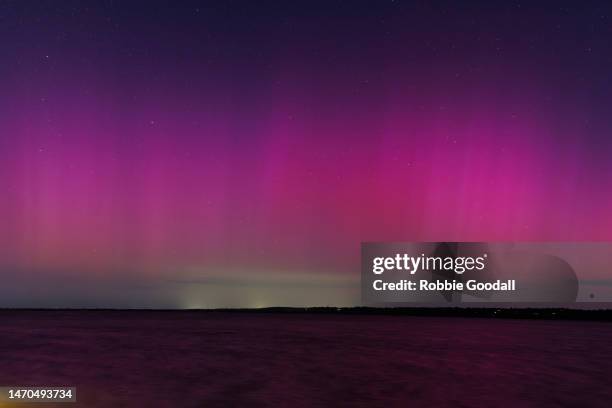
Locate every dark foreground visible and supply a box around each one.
[0,311,611,407]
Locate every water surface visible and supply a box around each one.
[0,311,610,407]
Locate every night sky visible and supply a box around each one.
[1,1,611,307]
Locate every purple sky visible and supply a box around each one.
[1,1,611,307]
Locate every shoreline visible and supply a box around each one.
[0,307,611,321]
